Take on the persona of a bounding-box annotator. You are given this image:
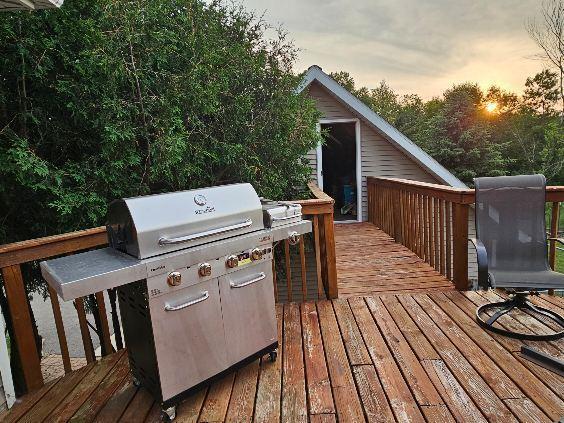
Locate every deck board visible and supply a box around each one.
[335,223,454,296]
[2,292,563,422]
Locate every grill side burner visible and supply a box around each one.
[40,183,311,421]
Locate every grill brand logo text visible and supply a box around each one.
[195,206,215,215]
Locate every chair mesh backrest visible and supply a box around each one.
[474,174,549,274]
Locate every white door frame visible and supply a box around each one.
[316,118,362,222]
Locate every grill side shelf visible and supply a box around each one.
[39,247,146,301]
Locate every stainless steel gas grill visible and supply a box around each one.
[40,183,311,420]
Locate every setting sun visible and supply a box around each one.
[485,102,498,113]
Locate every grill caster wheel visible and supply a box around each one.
[162,406,176,421]
[269,350,278,362]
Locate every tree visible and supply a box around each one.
[414,83,510,183]
[368,81,401,124]
[395,94,424,138]
[527,0,564,118]
[329,71,373,108]
[523,69,560,115]
[541,120,564,179]
[0,0,321,244]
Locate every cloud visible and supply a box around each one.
[241,0,545,98]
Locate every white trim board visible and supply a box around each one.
[0,312,15,408]
[0,0,63,10]
[317,118,362,222]
[299,65,468,189]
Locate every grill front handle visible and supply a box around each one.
[164,291,209,311]
[158,219,253,246]
[230,272,266,289]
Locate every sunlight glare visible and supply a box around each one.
[485,102,498,113]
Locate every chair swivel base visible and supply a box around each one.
[476,292,564,341]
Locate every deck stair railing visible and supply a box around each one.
[0,182,337,396]
[367,177,564,290]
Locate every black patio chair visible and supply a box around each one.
[471,174,564,341]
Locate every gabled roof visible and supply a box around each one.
[298,65,467,188]
[0,0,62,11]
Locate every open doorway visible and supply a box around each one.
[320,121,359,221]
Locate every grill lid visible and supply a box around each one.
[107,183,264,259]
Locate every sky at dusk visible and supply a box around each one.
[241,0,547,99]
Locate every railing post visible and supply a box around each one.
[452,203,469,290]
[1,265,43,391]
[322,212,338,299]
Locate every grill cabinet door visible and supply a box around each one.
[219,260,277,366]
[150,277,227,401]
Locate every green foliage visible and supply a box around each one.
[0,0,321,243]
[330,70,564,186]
[524,69,559,115]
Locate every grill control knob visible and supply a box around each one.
[226,255,239,268]
[198,263,212,277]
[250,248,263,261]
[288,231,300,246]
[167,271,182,287]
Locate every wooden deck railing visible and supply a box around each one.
[367,177,564,290]
[0,183,337,396]
[0,227,114,394]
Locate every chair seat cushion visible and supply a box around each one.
[490,269,564,290]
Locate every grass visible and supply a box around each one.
[546,203,563,273]
[555,246,564,273]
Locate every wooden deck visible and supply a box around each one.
[3,291,563,422]
[335,223,454,297]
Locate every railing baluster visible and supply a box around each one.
[272,256,278,302]
[94,291,113,356]
[549,201,560,295]
[439,199,446,277]
[415,194,425,257]
[74,297,95,364]
[402,190,408,246]
[549,201,560,271]
[423,195,430,263]
[429,197,436,268]
[446,201,452,280]
[434,198,440,272]
[299,236,307,301]
[48,285,72,374]
[284,240,292,303]
[405,191,413,250]
[410,192,416,252]
[312,215,324,299]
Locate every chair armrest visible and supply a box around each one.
[547,237,564,246]
[468,238,490,289]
